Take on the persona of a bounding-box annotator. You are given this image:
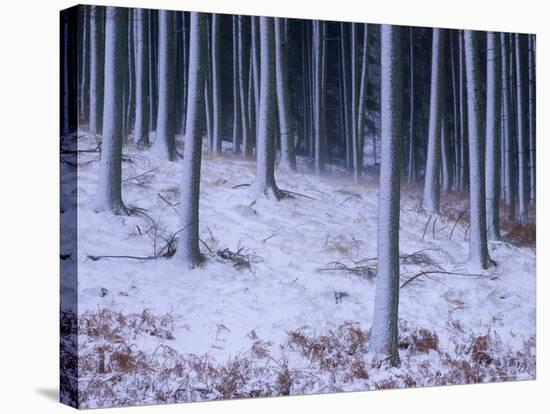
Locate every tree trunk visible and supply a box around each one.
[313,21,328,175]
[232,16,241,154]
[371,24,403,368]
[89,5,104,134]
[463,30,492,270]
[275,17,296,170]
[204,15,214,152]
[94,7,128,215]
[254,17,280,199]
[239,16,252,158]
[134,8,149,148]
[339,23,352,170]
[485,32,502,240]
[177,12,207,267]
[501,33,515,219]
[211,14,222,155]
[408,27,416,184]
[528,35,536,204]
[356,24,369,179]
[422,28,445,213]
[151,10,177,160]
[515,34,528,223]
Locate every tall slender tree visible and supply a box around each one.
[94,6,128,215]
[463,30,492,269]
[485,31,502,240]
[253,17,280,199]
[239,16,252,158]
[211,14,222,155]
[134,7,150,148]
[528,34,536,203]
[275,17,296,170]
[501,33,515,219]
[178,12,207,267]
[151,10,177,160]
[422,28,446,213]
[515,34,528,223]
[371,24,403,368]
[89,5,104,134]
[232,16,241,154]
[312,20,327,175]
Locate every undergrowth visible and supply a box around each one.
[60,309,536,408]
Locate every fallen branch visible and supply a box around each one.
[400,270,486,289]
[123,167,158,183]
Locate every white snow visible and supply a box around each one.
[73,128,535,389]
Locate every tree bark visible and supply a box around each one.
[422,28,445,213]
[151,10,177,160]
[371,24,403,368]
[463,30,492,269]
[94,7,128,215]
[253,17,280,199]
[211,14,222,155]
[89,5,104,134]
[275,17,296,170]
[485,32,502,240]
[134,8,150,148]
[178,12,207,267]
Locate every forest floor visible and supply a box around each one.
[63,130,536,408]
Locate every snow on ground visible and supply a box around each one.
[73,129,535,382]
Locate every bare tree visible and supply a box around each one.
[464,30,492,269]
[133,8,150,148]
[253,17,281,199]
[177,12,207,267]
[485,32,502,240]
[151,10,177,160]
[275,17,296,170]
[93,7,128,215]
[422,28,446,213]
[371,24,403,368]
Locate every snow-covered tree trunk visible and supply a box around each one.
[501,33,515,219]
[339,23,352,170]
[356,24,369,179]
[204,15,213,152]
[350,23,359,178]
[211,14,222,155]
[422,28,445,213]
[463,30,492,270]
[151,10,177,160]
[441,118,451,192]
[232,16,241,154]
[79,6,90,122]
[239,16,252,158]
[408,27,416,184]
[134,8,149,148]
[450,31,461,190]
[180,13,189,135]
[313,21,328,175]
[89,5,104,134]
[253,17,280,199]
[275,17,296,170]
[371,24,403,368]
[515,34,528,223]
[148,11,158,133]
[485,32,502,240]
[528,35,536,204]
[459,33,469,191]
[251,17,261,140]
[178,12,207,267]
[124,13,135,142]
[94,7,128,215]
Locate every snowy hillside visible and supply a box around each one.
[66,130,535,407]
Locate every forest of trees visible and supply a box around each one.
[61,6,536,367]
